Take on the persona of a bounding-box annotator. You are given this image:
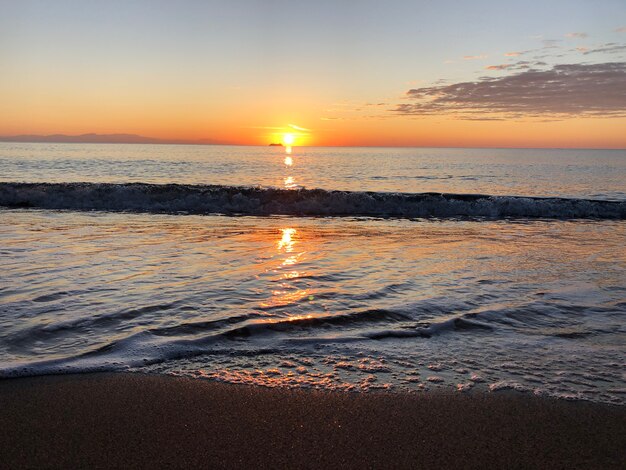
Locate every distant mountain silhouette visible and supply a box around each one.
[0,133,224,145]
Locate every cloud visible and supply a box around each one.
[485,64,515,70]
[615,27,626,33]
[542,39,561,48]
[248,124,312,133]
[288,124,310,132]
[462,55,487,60]
[485,61,533,71]
[394,62,626,120]
[565,32,588,38]
[582,43,626,55]
[504,51,522,57]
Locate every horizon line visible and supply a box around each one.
[0,134,624,151]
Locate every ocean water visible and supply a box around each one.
[1,143,625,404]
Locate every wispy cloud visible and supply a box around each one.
[248,124,311,132]
[565,32,588,38]
[394,62,626,120]
[582,43,626,55]
[462,54,487,60]
[288,124,310,132]
[501,38,565,60]
[485,64,515,71]
[485,61,534,71]
[615,26,626,33]
[542,39,561,48]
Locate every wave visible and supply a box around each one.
[2,299,621,379]
[0,308,466,378]
[1,182,625,219]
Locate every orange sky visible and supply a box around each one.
[4,96,626,148]
[2,1,625,148]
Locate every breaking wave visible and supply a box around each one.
[1,182,625,219]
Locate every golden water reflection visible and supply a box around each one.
[277,227,296,252]
[284,176,298,189]
[282,253,301,266]
[260,227,312,311]
[260,288,310,308]
[282,140,295,189]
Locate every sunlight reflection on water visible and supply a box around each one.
[0,208,625,402]
[2,143,624,199]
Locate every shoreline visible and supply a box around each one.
[1,372,624,469]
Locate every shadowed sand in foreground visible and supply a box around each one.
[0,373,624,469]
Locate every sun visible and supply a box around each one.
[283,133,295,145]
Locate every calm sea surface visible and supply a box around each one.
[2,142,626,199]
[1,143,625,403]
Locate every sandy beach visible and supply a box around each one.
[0,373,624,469]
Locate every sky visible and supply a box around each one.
[1,0,625,148]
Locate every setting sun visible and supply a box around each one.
[283,133,295,146]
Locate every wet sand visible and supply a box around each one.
[0,373,624,469]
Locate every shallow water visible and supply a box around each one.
[1,210,624,403]
[1,143,625,403]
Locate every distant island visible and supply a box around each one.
[269,143,284,146]
[0,133,224,146]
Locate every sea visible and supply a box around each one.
[1,142,625,404]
